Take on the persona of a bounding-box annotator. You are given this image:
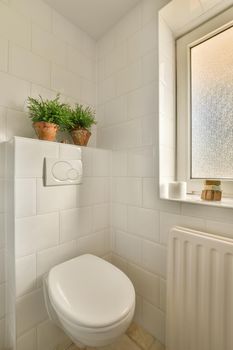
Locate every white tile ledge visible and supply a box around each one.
[161,194,233,209]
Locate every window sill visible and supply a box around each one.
[161,194,233,209]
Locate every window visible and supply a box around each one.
[176,6,233,195]
[191,26,233,180]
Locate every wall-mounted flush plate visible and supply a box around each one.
[44,158,83,186]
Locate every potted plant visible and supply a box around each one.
[27,94,69,141]
[66,104,97,146]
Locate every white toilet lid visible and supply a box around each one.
[47,254,135,328]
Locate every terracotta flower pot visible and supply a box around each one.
[33,121,59,141]
[71,128,91,146]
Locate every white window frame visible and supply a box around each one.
[176,6,233,196]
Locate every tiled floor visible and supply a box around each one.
[66,323,165,350]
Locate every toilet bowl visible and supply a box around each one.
[43,254,135,348]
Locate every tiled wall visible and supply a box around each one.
[6,137,111,350]
[96,0,233,345]
[0,0,96,142]
[0,0,97,347]
[0,143,6,350]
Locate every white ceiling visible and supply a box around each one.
[45,0,141,39]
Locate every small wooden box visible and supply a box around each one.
[201,190,222,201]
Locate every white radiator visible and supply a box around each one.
[167,226,233,350]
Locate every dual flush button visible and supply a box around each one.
[44,158,83,186]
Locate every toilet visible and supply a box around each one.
[43,254,135,348]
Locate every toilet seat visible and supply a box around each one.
[47,254,135,330]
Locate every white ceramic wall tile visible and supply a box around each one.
[97,59,105,84]
[15,137,59,178]
[67,45,84,77]
[81,78,96,105]
[10,0,52,32]
[16,254,36,297]
[112,151,127,176]
[111,253,129,275]
[128,30,143,63]
[142,300,165,343]
[36,179,77,214]
[16,288,47,336]
[128,263,160,307]
[115,231,142,265]
[36,240,77,284]
[59,143,82,160]
[32,24,67,67]
[127,83,157,120]
[0,283,5,318]
[0,215,4,250]
[181,202,233,222]
[160,278,166,312]
[92,148,111,176]
[127,20,158,63]
[0,2,31,49]
[77,176,110,207]
[159,212,206,245]
[97,28,116,59]
[9,44,50,87]
[0,143,5,177]
[142,50,158,85]
[0,107,6,141]
[104,96,127,126]
[206,220,233,238]
[0,36,8,73]
[0,72,30,111]
[141,20,158,54]
[112,177,142,206]
[128,206,159,242]
[37,319,71,350]
[81,147,93,176]
[116,60,142,96]
[93,204,109,232]
[115,5,141,44]
[104,42,127,78]
[127,147,154,177]
[51,64,81,100]
[6,109,35,139]
[0,180,5,213]
[111,204,127,232]
[82,32,96,59]
[60,207,93,242]
[15,179,36,218]
[98,75,116,104]
[142,240,167,278]
[15,212,59,257]
[142,0,166,25]
[142,177,158,210]
[52,10,85,52]
[0,318,5,350]
[30,85,56,104]
[16,328,37,350]
[97,118,143,150]
[77,231,109,257]
[134,294,143,324]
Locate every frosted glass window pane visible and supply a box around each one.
[191,26,233,179]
